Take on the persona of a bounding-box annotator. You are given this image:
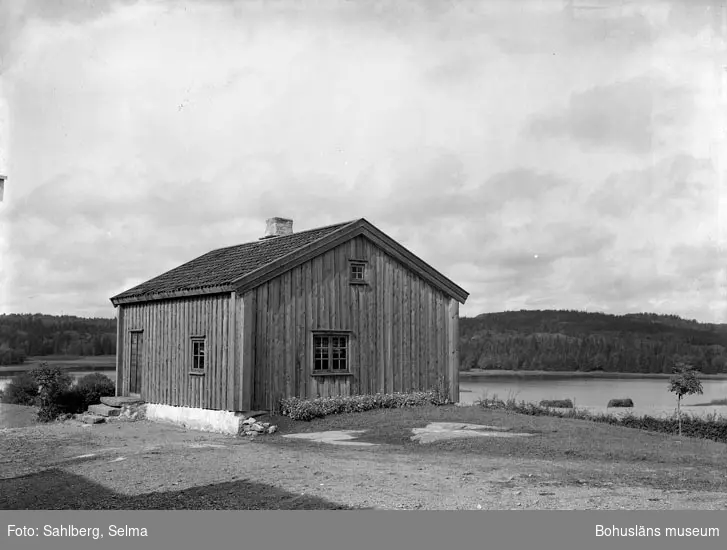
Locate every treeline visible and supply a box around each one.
[460,310,727,375]
[0,314,116,365]
[4,309,727,375]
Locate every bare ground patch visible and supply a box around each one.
[1,407,727,510]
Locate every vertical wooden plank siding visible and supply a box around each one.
[284,271,295,405]
[447,298,460,403]
[170,299,177,406]
[240,292,255,411]
[117,294,233,410]
[182,299,189,407]
[246,236,458,410]
[258,285,269,408]
[401,274,410,392]
[376,250,385,394]
[227,292,236,409]
[435,293,442,387]
[294,267,305,399]
[270,275,282,409]
[115,306,124,397]
[427,287,435,389]
[363,239,375,394]
[302,262,313,400]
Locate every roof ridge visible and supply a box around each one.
[206,218,360,254]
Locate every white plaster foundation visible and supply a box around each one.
[145,404,243,435]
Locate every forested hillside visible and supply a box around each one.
[0,314,116,365]
[460,310,727,374]
[3,309,727,374]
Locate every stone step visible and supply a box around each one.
[87,403,121,417]
[100,396,144,407]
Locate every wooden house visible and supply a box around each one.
[110,218,469,413]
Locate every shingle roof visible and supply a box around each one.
[110,220,357,303]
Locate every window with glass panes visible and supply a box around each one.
[191,337,205,372]
[313,334,349,373]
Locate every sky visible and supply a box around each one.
[0,0,725,322]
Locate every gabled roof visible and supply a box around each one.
[110,218,469,306]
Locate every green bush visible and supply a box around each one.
[30,363,73,422]
[55,387,87,415]
[539,399,574,408]
[429,375,452,406]
[0,372,39,405]
[279,388,452,421]
[74,372,115,409]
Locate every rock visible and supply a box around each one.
[267,425,278,434]
[607,398,634,408]
[262,422,271,428]
[82,415,106,425]
[87,404,121,417]
[539,399,574,408]
[100,396,144,407]
[251,423,266,433]
[242,417,256,426]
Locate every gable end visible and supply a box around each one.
[233,219,469,304]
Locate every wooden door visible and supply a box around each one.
[129,331,143,395]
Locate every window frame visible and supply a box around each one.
[311,331,352,376]
[190,335,206,376]
[349,259,368,285]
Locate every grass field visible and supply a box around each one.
[1,404,726,510]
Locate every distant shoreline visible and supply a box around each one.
[0,364,115,377]
[460,369,727,381]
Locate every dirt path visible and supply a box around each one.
[2,419,726,510]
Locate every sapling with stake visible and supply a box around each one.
[668,363,703,437]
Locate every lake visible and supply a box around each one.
[460,375,727,419]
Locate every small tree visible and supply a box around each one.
[668,363,703,437]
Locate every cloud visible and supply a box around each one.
[0,0,138,74]
[528,75,694,154]
[585,154,717,226]
[0,0,723,323]
[666,0,725,37]
[495,2,656,56]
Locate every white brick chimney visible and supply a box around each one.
[262,217,293,239]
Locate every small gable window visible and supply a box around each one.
[313,333,350,374]
[191,336,206,374]
[349,260,367,285]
